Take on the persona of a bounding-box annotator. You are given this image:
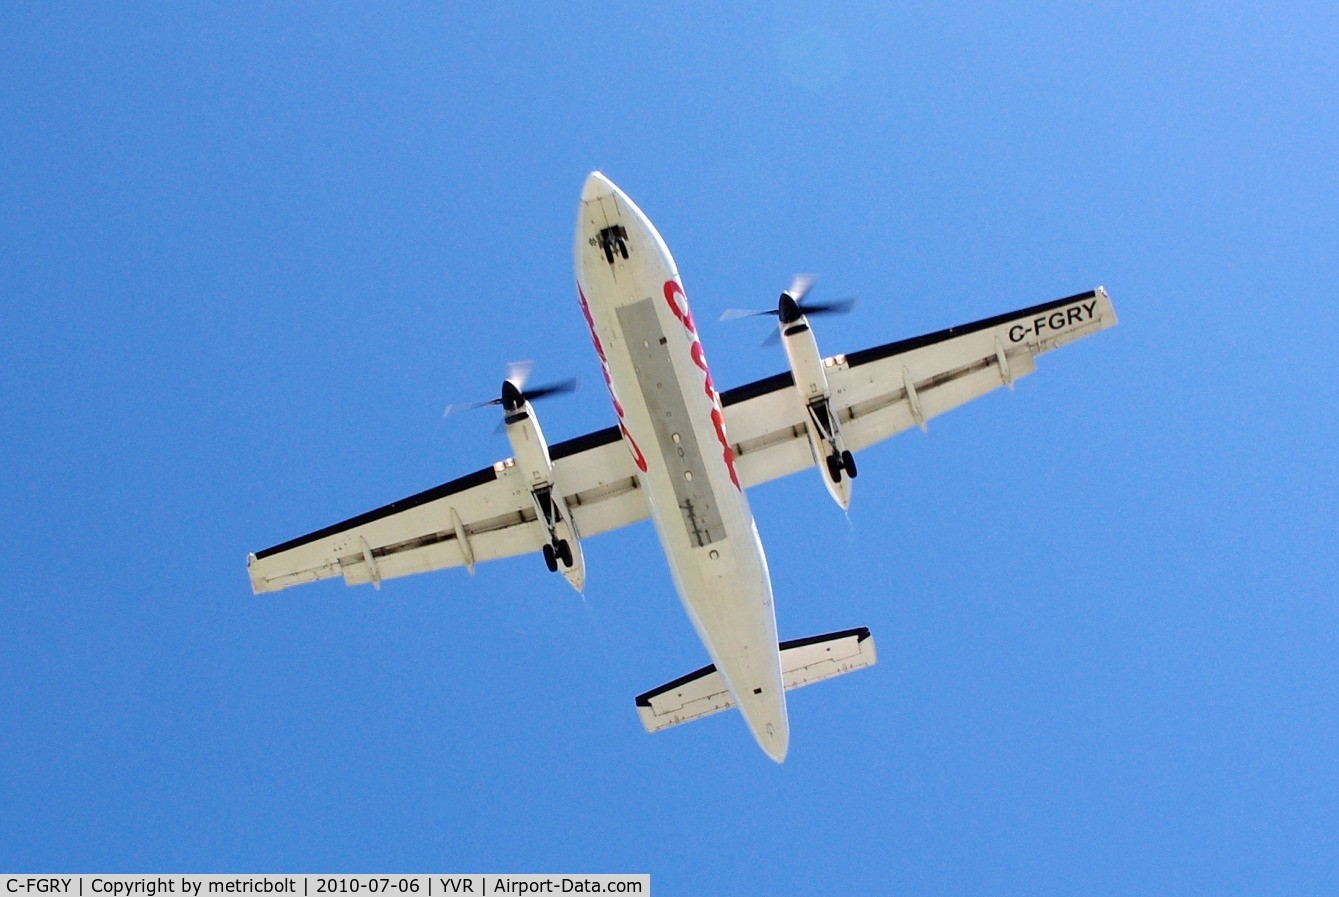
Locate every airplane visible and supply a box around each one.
[247,171,1117,762]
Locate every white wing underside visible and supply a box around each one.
[248,288,1116,594]
[725,287,1117,488]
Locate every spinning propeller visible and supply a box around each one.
[444,361,578,420]
[720,275,857,345]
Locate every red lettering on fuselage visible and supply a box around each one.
[578,284,647,472]
[664,280,740,490]
[665,279,697,334]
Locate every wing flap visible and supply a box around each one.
[722,375,811,489]
[335,508,544,587]
[554,431,649,538]
[635,627,877,733]
[840,351,1038,452]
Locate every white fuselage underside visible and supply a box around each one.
[574,173,789,761]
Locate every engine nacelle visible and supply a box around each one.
[502,379,555,489]
[777,297,855,510]
[501,381,586,591]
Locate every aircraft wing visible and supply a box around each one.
[247,426,647,594]
[251,287,1114,593]
[723,287,1117,488]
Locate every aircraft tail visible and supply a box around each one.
[635,627,876,733]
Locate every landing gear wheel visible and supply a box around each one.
[841,450,858,478]
[617,239,629,259]
[557,539,573,568]
[826,454,844,483]
[602,245,615,264]
[543,543,558,573]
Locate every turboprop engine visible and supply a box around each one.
[448,365,587,591]
[723,276,858,510]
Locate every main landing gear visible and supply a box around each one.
[826,450,858,484]
[542,539,574,573]
[535,487,576,574]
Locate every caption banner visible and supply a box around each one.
[1,877,647,897]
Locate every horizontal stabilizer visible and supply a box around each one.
[635,627,876,734]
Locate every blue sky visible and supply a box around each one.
[3,2,1336,892]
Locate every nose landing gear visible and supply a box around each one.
[597,225,629,264]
